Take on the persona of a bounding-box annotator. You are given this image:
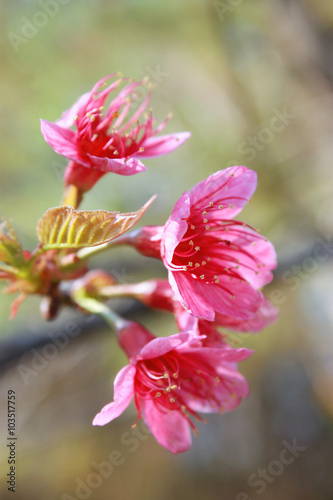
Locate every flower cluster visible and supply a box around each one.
[0,74,277,454]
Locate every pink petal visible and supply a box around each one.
[170,271,263,321]
[215,298,279,332]
[92,365,135,426]
[162,192,191,264]
[142,399,192,454]
[40,120,80,161]
[174,303,199,332]
[86,154,147,175]
[56,92,90,128]
[139,332,193,360]
[214,225,277,288]
[137,132,191,158]
[169,270,216,321]
[186,367,250,413]
[189,166,257,219]
[180,346,253,364]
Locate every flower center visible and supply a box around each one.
[74,81,157,161]
[134,351,236,433]
[169,200,265,295]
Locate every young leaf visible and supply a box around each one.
[0,220,23,265]
[37,196,156,249]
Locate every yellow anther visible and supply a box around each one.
[206,225,210,230]
[202,211,207,215]
[229,204,233,208]
[200,275,205,279]
[209,202,213,207]
[170,385,178,390]
[202,261,206,266]
[214,275,219,279]
[207,257,211,262]
[195,246,200,251]
[219,205,223,209]
[183,266,188,271]
[195,263,200,268]
[189,240,194,245]
[139,147,145,152]
[191,225,195,230]
[203,218,208,223]
[170,398,175,403]
[173,373,178,378]
[215,279,220,284]
[188,262,193,267]
[231,295,235,300]
[156,392,161,397]
[163,373,169,378]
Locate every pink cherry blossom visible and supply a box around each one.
[40,74,190,191]
[161,166,277,321]
[93,320,252,454]
[121,166,277,321]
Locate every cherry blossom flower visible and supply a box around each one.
[120,166,277,321]
[93,320,252,453]
[41,74,190,192]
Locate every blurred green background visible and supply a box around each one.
[1,0,333,499]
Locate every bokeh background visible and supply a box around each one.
[1,0,333,499]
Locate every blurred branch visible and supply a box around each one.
[1,243,333,372]
[0,298,146,373]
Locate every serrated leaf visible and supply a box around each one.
[37,196,156,250]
